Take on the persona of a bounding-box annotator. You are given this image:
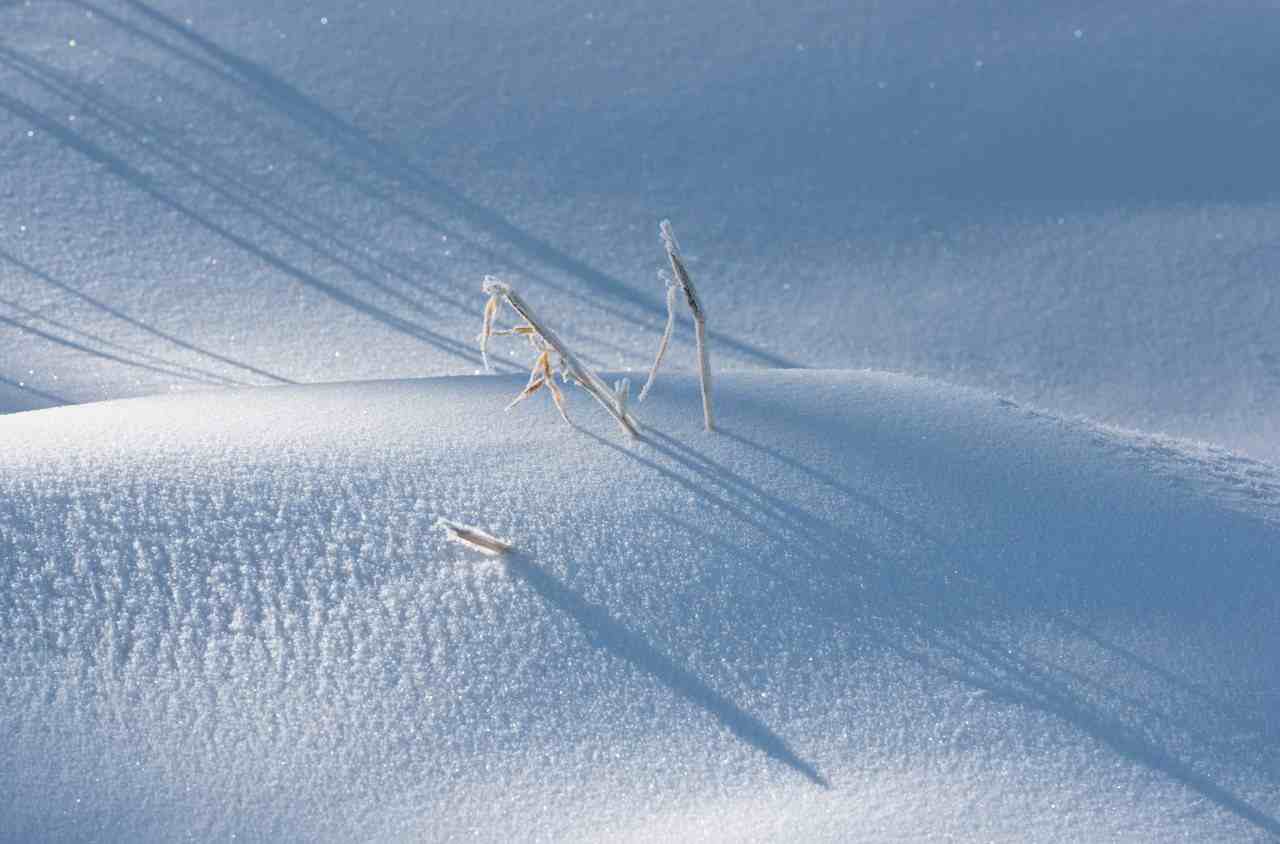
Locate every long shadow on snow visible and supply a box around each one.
[715,425,1280,747]
[0,373,70,409]
[0,33,629,374]
[71,0,793,370]
[578,418,1280,835]
[52,0,541,333]
[0,88,490,372]
[0,46,471,336]
[0,247,271,388]
[0,311,239,388]
[502,550,829,788]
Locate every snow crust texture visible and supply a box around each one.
[2,1,1280,459]
[1,372,1277,842]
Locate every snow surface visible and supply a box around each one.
[4,1,1280,840]
[2,0,1280,458]
[2,371,1278,841]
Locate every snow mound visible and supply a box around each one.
[1,371,1277,842]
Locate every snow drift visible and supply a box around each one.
[1,371,1277,841]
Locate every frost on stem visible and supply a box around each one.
[510,348,570,423]
[479,276,641,438]
[638,272,677,403]
[614,377,631,418]
[479,292,499,372]
[649,219,715,431]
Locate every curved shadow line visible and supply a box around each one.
[1054,616,1275,740]
[0,90,488,369]
[602,424,1280,835]
[0,183,293,384]
[103,0,797,370]
[677,498,1280,837]
[713,428,962,555]
[0,373,70,406]
[502,552,828,788]
[0,312,230,385]
[58,5,566,318]
[0,48,462,328]
[912,618,1280,839]
[0,254,249,387]
[126,57,523,317]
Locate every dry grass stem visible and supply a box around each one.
[659,219,715,431]
[505,351,549,410]
[480,277,641,438]
[614,377,631,418]
[694,318,713,430]
[638,274,677,402]
[479,294,499,372]
[436,518,513,555]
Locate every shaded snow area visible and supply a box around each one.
[1,372,1278,842]
[2,1,1280,458]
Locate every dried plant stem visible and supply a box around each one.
[483,277,641,439]
[693,317,715,431]
[638,279,677,402]
[614,377,631,418]
[479,295,499,372]
[436,518,512,555]
[660,219,715,432]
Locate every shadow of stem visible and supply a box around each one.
[0,87,491,371]
[590,422,1280,836]
[0,373,71,407]
[501,550,829,788]
[0,249,261,387]
[82,0,796,370]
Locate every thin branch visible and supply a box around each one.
[482,276,642,439]
[660,219,715,431]
[638,273,677,402]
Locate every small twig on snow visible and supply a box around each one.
[436,518,513,555]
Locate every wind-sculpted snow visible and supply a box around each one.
[1,372,1278,841]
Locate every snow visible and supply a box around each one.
[3,0,1280,839]
[1,372,1278,841]
[2,1,1280,458]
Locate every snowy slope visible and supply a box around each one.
[2,371,1277,842]
[2,1,1280,459]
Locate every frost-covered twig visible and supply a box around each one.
[479,292,499,372]
[638,272,677,403]
[480,277,641,439]
[614,377,631,418]
[436,518,512,555]
[658,219,715,431]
